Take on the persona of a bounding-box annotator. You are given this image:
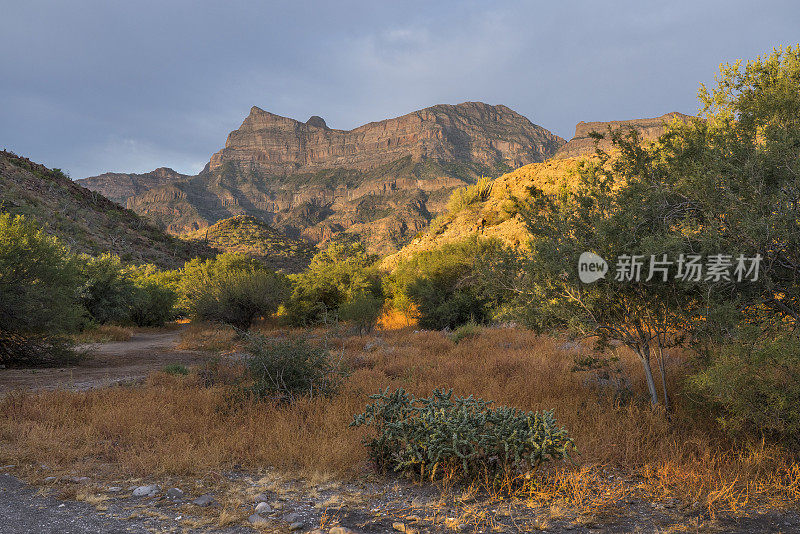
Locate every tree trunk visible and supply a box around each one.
[638,344,660,406]
[656,341,669,411]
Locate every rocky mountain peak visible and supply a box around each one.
[208,101,565,176]
[306,116,328,129]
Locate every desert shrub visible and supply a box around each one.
[181,253,289,329]
[338,293,383,335]
[449,322,481,343]
[283,239,382,326]
[689,335,800,444]
[0,213,83,366]
[243,333,346,402]
[77,253,136,325]
[447,177,493,214]
[351,388,574,484]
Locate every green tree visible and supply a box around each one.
[127,264,179,327]
[181,253,288,329]
[0,213,83,365]
[494,45,800,408]
[389,238,501,330]
[77,253,136,325]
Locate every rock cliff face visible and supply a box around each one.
[77,168,189,204]
[80,102,565,254]
[208,102,564,175]
[554,112,690,158]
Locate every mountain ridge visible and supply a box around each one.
[78,102,566,253]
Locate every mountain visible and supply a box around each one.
[554,112,690,158]
[180,215,315,273]
[79,102,565,254]
[384,112,691,269]
[78,167,190,204]
[0,151,207,268]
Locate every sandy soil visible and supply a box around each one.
[0,328,208,393]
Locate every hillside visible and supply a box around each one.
[0,151,207,268]
[384,112,690,269]
[78,102,565,254]
[180,215,316,273]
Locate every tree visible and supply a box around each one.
[283,239,381,325]
[389,238,501,330]
[495,45,800,408]
[0,213,83,365]
[181,253,289,329]
[77,253,136,325]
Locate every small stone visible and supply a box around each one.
[132,484,160,497]
[106,486,123,492]
[0,465,15,470]
[393,522,406,532]
[70,476,90,483]
[248,513,269,525]
[252,492,270,502]
[330,527,359,534]
[288,522,304,531]
[192,494,216,507]
[166,488,184,500]
[255,501,272,514]
[283,512,302,523]
[44,477,58,482]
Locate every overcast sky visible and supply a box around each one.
[2,1,798,179]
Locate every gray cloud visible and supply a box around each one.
[1,0,798,178]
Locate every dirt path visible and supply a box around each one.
[0,328,209,393]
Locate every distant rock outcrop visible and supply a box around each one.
[554,112,691,159]
[77,168,189,204]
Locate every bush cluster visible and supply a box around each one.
[243,333,346,402]
[690,335,800,445]
[351,388,575,484]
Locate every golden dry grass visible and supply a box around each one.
[73,324,133,343]
[1,326,798,516]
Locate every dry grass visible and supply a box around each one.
[73,324,133,343]
[176,321,239,352]
[1,326,799,516]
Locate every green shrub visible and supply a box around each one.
[447,177,493,214]
[338,293,383,335]
[129,277,177,327]
[449,322,481,343]
[244,333,346,402]
[163,363,189,375]
[0,213,83,366]
[181,253,289,329]
[689,335,800,444]
[388,238,501,330]
[351,388,574,484]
